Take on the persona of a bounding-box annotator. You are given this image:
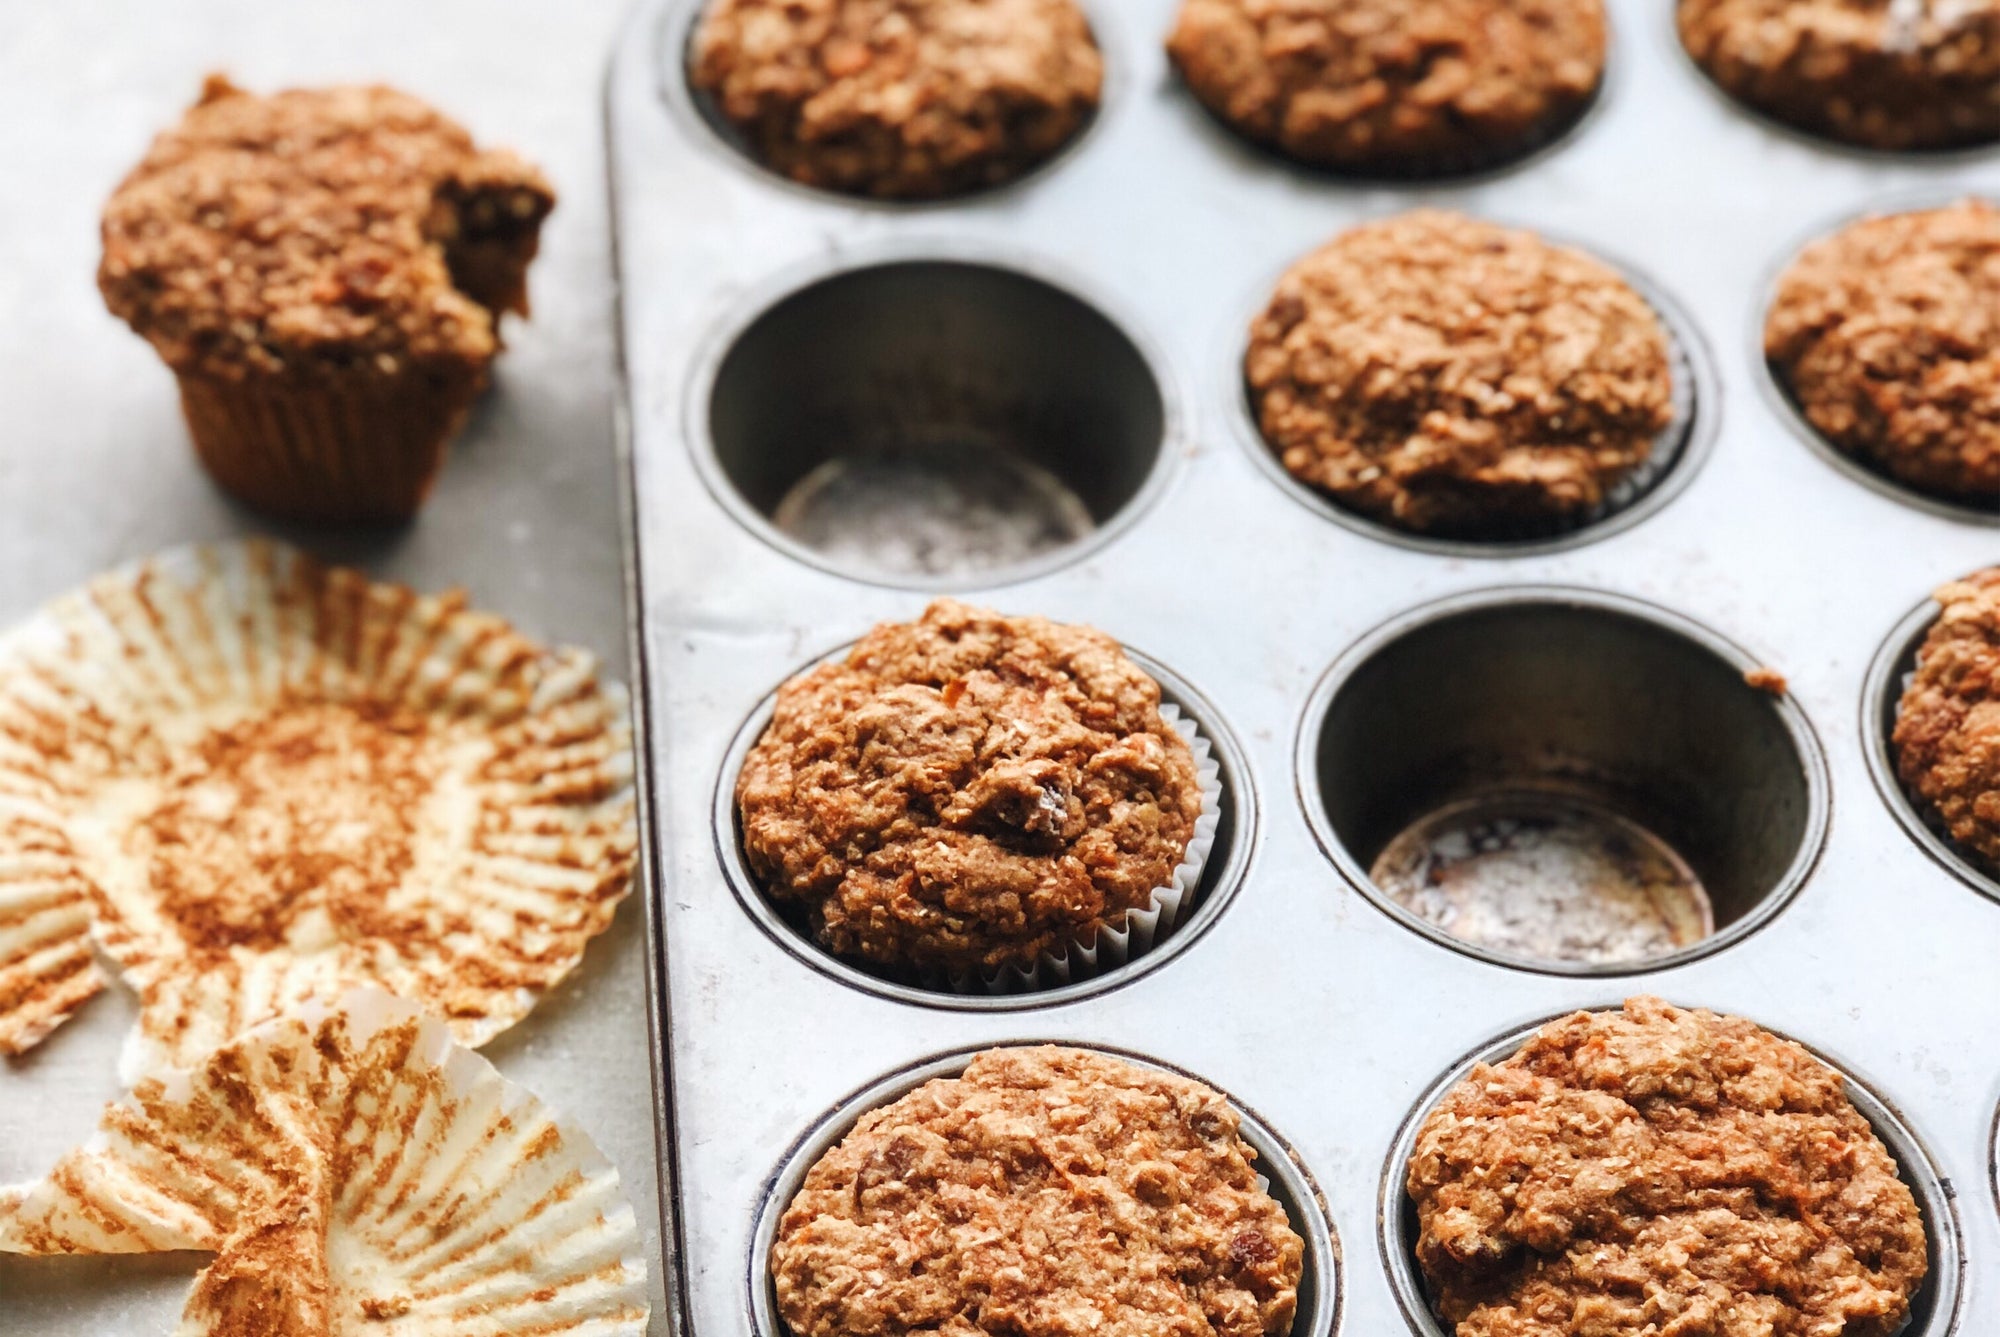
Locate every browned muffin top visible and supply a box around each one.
[1167,0,1606,174]
[1766,200,2000,500]
[773,1047,1304,1337]
[690,0,1102,199]
[99,75,554,382]
[1679,0,2000,151]
[736,601,1201,976]
[1894,567,2000,863]
[1408,996,1928,1337]
[1247,210,1674,536]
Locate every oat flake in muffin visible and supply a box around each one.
[1408,996,1928,1337]
[1167,0,1607,175]
[1766,200,2000,503]
[1894,567,2000,865]
[0,540,635,1072]
[773,1046,1303,1337]
[690,0,1103,199]
[1247,209,1674,537]
[736,600,1202,977]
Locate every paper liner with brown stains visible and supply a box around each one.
[0,988,650,1335]
[0,539,637,1075]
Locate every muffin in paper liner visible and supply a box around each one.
[954,702,1223,994]
[0,987,650,1336]
[0,538,636,1076]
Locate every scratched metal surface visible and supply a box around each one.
[0,3,669,1332]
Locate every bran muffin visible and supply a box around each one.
[1766,200,2000,502]
[773,1047,1304,1337]
[735,601,1204,978]
[1679,0,2000,151]
[99,76,555,524]
[690,0,1103,199]
[1246,210,1675,537]
[1894,567,2000,865]
[1166,0,1607,176]
[1408,997,1928,1337]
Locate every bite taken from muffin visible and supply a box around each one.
[99,75,555,524]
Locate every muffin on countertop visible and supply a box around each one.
[1247,209,1674,537]
[1766,200,2000,502]
[99,75,554,523]
[690,0,1102,199]
[1166,0,1606,175]
[774,1046,1304,1337]
[736,600,1203,977]
[1895,567,2000,865]
[1679,0,2000,151]
[1409,996,1928,1337]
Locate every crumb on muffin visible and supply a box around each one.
[1246,209,1674,536]
[774,1046,1304,1337]
[735,600,1202,976]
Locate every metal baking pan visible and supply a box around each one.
[606,1,2000,1332]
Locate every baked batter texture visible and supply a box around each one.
[736,601,1202,977]
[1679,0,2000,151]
[690,0,1102,199]
[773,1046,1304,1337]
[1766,200,2000,501]
[1894,567,2000,864]
[1408,997,1928,1337]
[1166,0,1607,175]
[1247,210,1674,536]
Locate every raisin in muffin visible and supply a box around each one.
[1680,0,2000,151]
[1894,567,2000,865]
[99,76,554,524]
[1766,200,2000,502]
[1408,997,1928,1337]
[1246,210,1674,537]
[691,0,1102,199]
[735,601,1202,977]
[774,1047,1304,1337]
[1167,0,1607,175]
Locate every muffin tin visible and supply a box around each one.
[608,0,2000,1333]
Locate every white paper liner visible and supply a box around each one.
[948,701,1224,994]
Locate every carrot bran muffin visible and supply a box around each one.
[689,0,1103,200]
[1408,997,1928,1337]
[773,1047,1304,1337]
[1678,0,2000,151]
[1246,210,1675,536]
[1766,200,2000,502]
[1166,0,1607,176]
[735,601,1203,978]
[98,75,555,523]
[1894,567,2000,865]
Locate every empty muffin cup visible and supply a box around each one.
[700,258,1170,586]
[1299,587,1827,972]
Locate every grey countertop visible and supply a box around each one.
[0,2,666,1331]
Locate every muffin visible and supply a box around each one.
[98,75,555,524]
[1893,567,2000,865]
[773,1047,1304,1337]
[1766,200,2000,502]
[690,0,1103,199]
[735,600,1205,979]
[1409,997,1928,1337]
[0,540,635,1070]
[1679,0,2000,151]
[1246,210,1675,537]
[1166,0,1607,175]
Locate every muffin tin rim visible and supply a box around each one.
[745,1038,1345,1337]
[1292,582,1833,975]
[681,238,1187,592]
[1375,1001,1967,1337]
[710,633,1258,1011]
[1752,187,2000,529]
[1225,219,1721,559]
